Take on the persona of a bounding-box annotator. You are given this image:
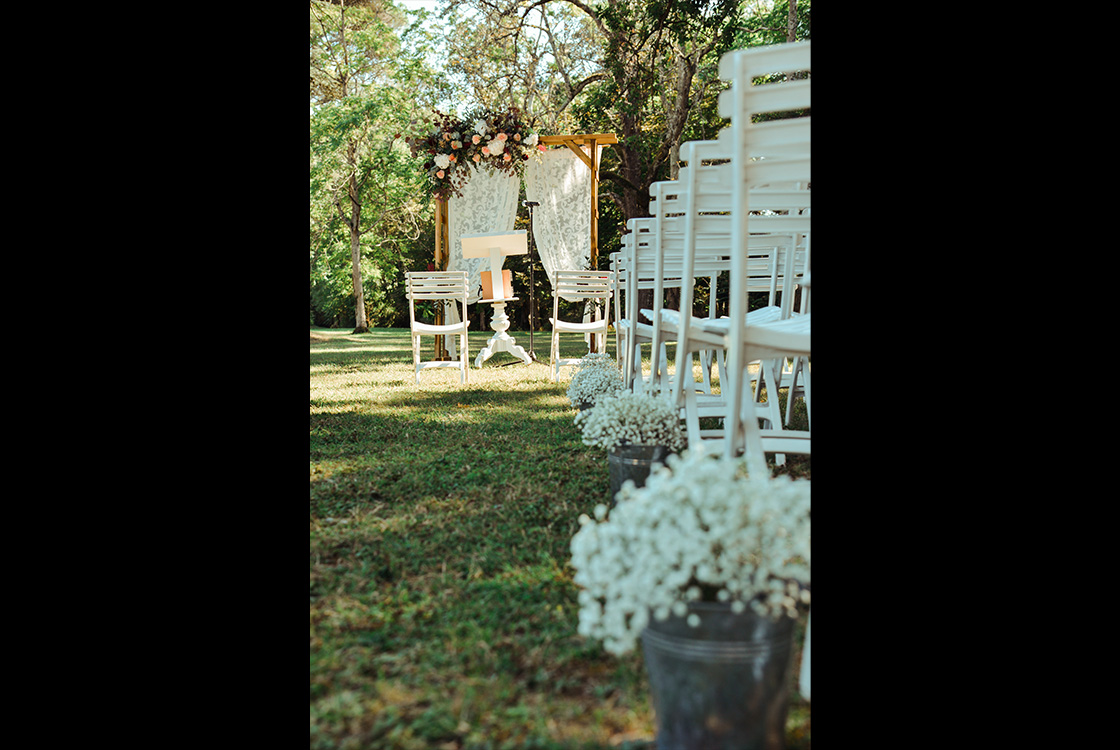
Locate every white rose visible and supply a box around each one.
[487,138,505,156]
[433,154,451,169]
[474,119,489,136]
[525,133,539,147]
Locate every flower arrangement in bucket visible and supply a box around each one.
[575,391,687,505]
[565,352,623,410]
[570,446,810,654]
[573,391,685,454]
[399,107,544,201]
[570,447,810,748]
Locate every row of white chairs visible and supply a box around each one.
[612,40,811,475]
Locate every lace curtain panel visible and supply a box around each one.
[448,164,521,303]
[524,147,595,300]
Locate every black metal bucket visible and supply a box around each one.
[608,443,672,506]
[641,602,795,750]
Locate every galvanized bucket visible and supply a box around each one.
[640,602,795,750]
[608,443,672,506]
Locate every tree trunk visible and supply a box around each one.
[347,147,368,333]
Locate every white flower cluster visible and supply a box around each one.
[574,391,686,453]
[569,446,811,655]
[565,353,623,408]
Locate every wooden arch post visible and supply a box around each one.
[432,133,618,359]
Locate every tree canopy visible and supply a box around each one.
[310,0,810,331]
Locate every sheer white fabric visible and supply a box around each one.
[444,165,521,355]
[448,164,521,303]
[524,147,595,299]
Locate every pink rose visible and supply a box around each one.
[514,134,521,141]
[472,134,481,144]
[452,141,462,149]
[497,133,508,141]
[482,147,490,155]
[503,153,511,162]
[436,170,445,179]
[472,154,481,162]
[538,145,547,151]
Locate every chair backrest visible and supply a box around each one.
[552,270,612,302]
[406,271,470,300]
[715,42,811,341]
[405,271,470,323]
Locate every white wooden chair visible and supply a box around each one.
[549,270,614,381]
[719,40,811,473]
[405,271,472,386]
[630,137,807,459]
[616,218,672,392]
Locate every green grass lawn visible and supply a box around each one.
[310,327,810,750]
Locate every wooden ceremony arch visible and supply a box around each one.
[433,133,618,272]
[432,133,618,359]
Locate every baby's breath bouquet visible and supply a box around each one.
[570,446,811,655]
[574,391,685,453]
[566,353,623,408]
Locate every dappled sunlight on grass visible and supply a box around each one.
[310,326,809,750]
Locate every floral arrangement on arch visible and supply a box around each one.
[574,391,686,453]
[565,352,623,409]
[399,107,545,201]
[570,446,811,655]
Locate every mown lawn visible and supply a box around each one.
[310,327,810,749]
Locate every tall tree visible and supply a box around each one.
[445,1,745,224]
[310,0,424,332]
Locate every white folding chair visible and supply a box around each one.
[616,218,672,393]
[405,271,472,386]
[631,136,806,459]
[549,270,614,381]
[719,40,812,474]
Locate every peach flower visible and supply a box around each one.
[503,153,511,162]
[436,170,445,179]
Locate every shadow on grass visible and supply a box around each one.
[310,328,809,750]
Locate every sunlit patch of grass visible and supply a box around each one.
[311,327,809,749]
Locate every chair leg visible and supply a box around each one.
[756,359,786,466]
[461,330,468,385]
[550,329,558,382]
[738,384,770,478]
[413,334,421,385]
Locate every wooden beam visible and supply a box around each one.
[537,134,619,145]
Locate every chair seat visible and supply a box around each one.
[654,305,784,332]
[550,317,610,333]
[411,320,471,335]
[701,311,809,353]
